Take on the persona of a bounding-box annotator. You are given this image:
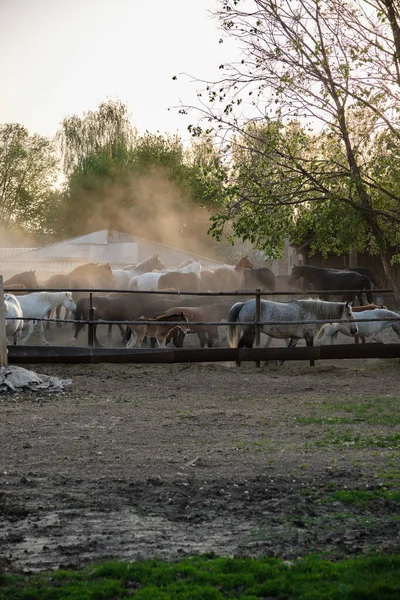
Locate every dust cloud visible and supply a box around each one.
[77,167,227,262]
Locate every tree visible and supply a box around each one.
[0,123,58,235]
[184,0,400,297]
[58,99,136,174]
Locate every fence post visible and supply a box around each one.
[88,292,95,347]
[255,288,261,368]
[0,276,8,366]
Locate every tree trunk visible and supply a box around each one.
[379,251,400,305]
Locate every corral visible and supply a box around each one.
[1,281,400,573]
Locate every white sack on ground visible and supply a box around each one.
[0,366,72,392]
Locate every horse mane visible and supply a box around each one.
[296,298,348,319]
[33,291,70,303]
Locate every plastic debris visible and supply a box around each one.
[0,366,72,393]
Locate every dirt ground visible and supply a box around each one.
[1,322,400,573]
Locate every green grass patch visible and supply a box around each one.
[2,555,400,599]
[301,396,400,426]
[315,430,400,449]
[323,489,400,505]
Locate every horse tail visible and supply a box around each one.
[228,302,244,348]
[364,276,373,304]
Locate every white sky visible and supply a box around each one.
[0,0,239,143]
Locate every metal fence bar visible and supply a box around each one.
[0,276,8,366]
[3,287,397,296]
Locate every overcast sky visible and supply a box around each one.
[0,0,239,142]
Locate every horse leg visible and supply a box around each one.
[39,320,50,346]
[20,320,35,345]
[278,337,298,366]
[198,331,207,348]
[56,304,62,328]
[305,336,315,367]
[46,309,52,330]
[94,325,102,348]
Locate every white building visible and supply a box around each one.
[0,230,225,279]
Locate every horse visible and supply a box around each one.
[111,269,132,289]
[315,308,400,345]
[163,304,228,347]
[123,254,166,275]
[68,262,116,289]
[130,261,202,291]
[17,292,76,345]
[288,265,373,305]
[4,293,24,344]
[243,267,275,291]
[3,283,27,295]
[228,298,357,367]
[43,274,73,328]
[346,267,380,288]
[158,271,201,292]
[72,293,177,346]
[200,256,254,292]
[126,313,190,348]
[4,270,39,289]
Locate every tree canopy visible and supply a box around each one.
[0,123,58,237]
[183,0,400,295]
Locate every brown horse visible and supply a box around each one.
[5,270,39,289]
[164,304,230,347]
[126,313,189,348]
[68,263,115,289]
[3,283,27,295]
[158,271,200,292]
[200,257,254,292]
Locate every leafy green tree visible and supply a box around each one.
[0,123,58,235]
[183,0,400,297]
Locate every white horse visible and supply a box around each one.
[112,269,132,289]
[129,260,202,291]
[17,292,76,345]
[4,293,24,344]
[315,309,400,345]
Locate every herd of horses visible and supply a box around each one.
[2,254,399,363]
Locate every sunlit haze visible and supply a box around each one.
[0,0,238,142]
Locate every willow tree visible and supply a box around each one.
[58,99,136,174]
[183,0,400,297]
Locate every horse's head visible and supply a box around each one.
[152,254,166,271]
[237,256,254,269]
[63,292,76,312]
[343,301,358,335]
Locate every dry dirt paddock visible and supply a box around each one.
[1,343,400,573]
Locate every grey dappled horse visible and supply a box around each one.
[228,298,357,366]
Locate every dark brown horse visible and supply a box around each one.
[200,257,254,292]
[158,271,200,292]
[288,265,373,305]
[72,293,176,346]
[243,267,275,291]
[68,262,116,289]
